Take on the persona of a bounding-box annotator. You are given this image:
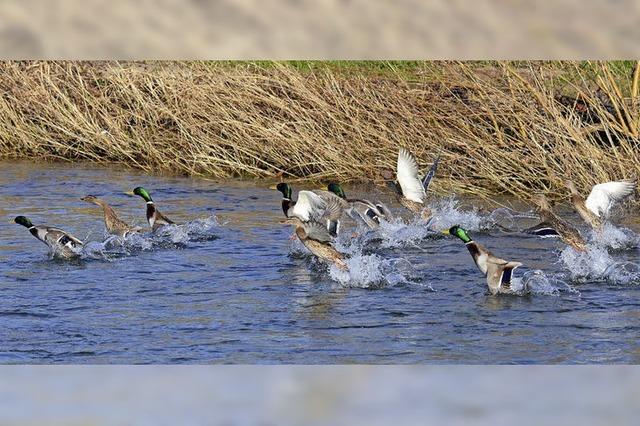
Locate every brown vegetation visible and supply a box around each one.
[0,61,638,201]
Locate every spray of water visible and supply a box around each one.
[559,244,640,285]
[589,223,639,251]
[64,215,222,261]
[510,269,579,296]
[427,197,487,232]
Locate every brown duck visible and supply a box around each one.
[531,195,587,252]
[81,195,141,238]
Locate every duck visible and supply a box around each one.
[522,221,559,237]
[387,148,439,220]
[565,179,636,229]
[129,187,175,231]
[326,182,393,229]
[444,225,522,295]
[271,182,347,236]
[531,194,587,252]
[81,195,141,238]
[14,216,83,259]
[281,216,347,270]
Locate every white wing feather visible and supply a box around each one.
[291,190,327,222]
[585,180,636,217]
[397,148,426,203]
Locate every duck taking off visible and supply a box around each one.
[14,216,83,259]
[388,148,439,220]
[444,225,523,295]
[565,179,636,229]
[81,195,141,238]
[326,183,393,229]
[281,216,347,270]
[129,187,175,232]
[531,195,587,252]
[271,182,346,236]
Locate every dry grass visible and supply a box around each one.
[0,61,638,202]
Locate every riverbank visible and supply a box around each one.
[0,61,638,201]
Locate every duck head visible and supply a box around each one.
[270,182,292,200]
[443,225,472,243]
[14,216,33,228]
[327,183,346,199]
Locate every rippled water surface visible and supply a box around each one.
[1,161,639,364]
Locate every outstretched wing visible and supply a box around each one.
[46,227,84,247]
[397,148,426,203]
[585,179,636,217]
[291,190,327,222]
[422,155,440,194]
[319,192,347,235]
[302,221,335,243]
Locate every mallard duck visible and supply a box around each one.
[387,148,439,220]
[531,195,587,252]
[281,216,347,270]
[326,182,393,229]
[129,187,175,231]
[81,195,141,238]
[565,179,636,229]
[444,225,522,295]
[14,216,83,258]
[522,221,559,237]
[271,182,346,236]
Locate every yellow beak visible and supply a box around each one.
[441,229,451,235]
[269,184,278,190]
[124,190,135,196]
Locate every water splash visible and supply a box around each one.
[369,217,436,249]
[510,269,579,296]
[427,197,486,232]
[72,215,221,261]
[589,223,639,251]
[559,245,640,285]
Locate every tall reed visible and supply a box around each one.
[0,61,637,201]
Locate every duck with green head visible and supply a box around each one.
[14,216,83,259]
[81,195,141,238]
[129,187,175,231]
[444,225,522,295]
[326,182,393,229]
[270,182,347,236]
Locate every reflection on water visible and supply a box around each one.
[0,161,639,364]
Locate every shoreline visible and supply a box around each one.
[0,61,638,201]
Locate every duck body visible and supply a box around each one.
[285,217,347,270]
[391,148,439,220]
[446,225,522,295]
[132,187,175,232]
[532,195,587,252]
[81,195,141,238]
[272,183,345,236]
[15,216,83,259]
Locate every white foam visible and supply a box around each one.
[589,223,639,251]
[427,197,486,232]
[559,245,640,285]
[512,269,579,296]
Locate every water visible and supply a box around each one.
[1,161,639,364]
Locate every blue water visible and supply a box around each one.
[1,161,639,363]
